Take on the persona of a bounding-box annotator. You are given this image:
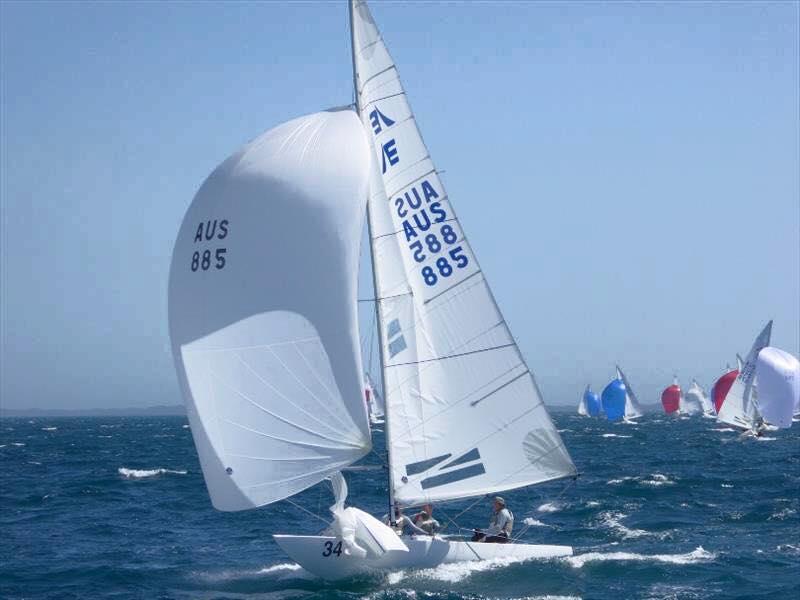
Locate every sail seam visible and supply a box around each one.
[424,269,483,305]
[232,351,356,444]
[209,367,362,448]
[358,291,413,302]
[387,343,516,368]
[244,460,354,490]
[384,153,431,188]
[372,216,457,240]
[358,64,397,92]
[224,418,362,452]
[360,91,407,108]
[385,168,438,198]
[469,369,530,407]
[183,336,323,354]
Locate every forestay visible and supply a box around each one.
[350,0,575,506]
[716,321,772,430]
[755,347,799,429]
[169,109,373,511]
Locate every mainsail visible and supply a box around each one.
[577,391,588,417]
[168,109,373,511]
[716,321,772,430]
[686,379,714,415]
[755,347,799,429]
[350,0,575,506]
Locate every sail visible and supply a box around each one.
[585,386,602,417]
[661,378,680,415]
[617,366,643,419]
[687,379,714,415]
[577,386,589,417]
[364,372,385,420]
[168,109,373,511]
[755,347,799,429]
[350,0,575,506]
[716,321,772,430]
[711,368,738,413]
[601,378,626,421]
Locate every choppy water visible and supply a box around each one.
[2,411,799,599]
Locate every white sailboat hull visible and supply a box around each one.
[273,534,572,580]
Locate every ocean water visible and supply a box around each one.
[2,411,798,599]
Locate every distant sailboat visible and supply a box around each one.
[716,321,772,431]
[364,372,385,425]
[661,376,681,416]
[677,378,702,416]
[754,347,799,429]
[601,366,643,422]
[578,384,601,417]
[711,364,738,413]
[686,379,715,417]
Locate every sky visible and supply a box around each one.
[1,0,798,410]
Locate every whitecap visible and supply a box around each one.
[385,570,405,585]
[182,424,190,429]
[536,502,561,513]
[598,511,665,540]
[756,436,777,442]
[768,508,796,521]
[565,546,715,568]
[601,434,632,438]
[11,442,25,447]
[606,476,636,485]
[777,544,800,555]
[721,484,733,488]
[409,555,530,583]
[586,501,601,507]
[523,517,550,527]
[118,467,187,478]
[41,427,57,431]
[712,428,735,433]
[641,473,674,486]
[257,563,303,575]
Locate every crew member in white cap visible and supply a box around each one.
[471,496,513,543]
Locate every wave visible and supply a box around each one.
[118,467,187,479]
[11,442,25,446]
[601,433,632,438]
[401,555,530,583]
[756,436,777,442]
[712,428,736,433]
[523,517,550,527]
[41,427,57,431]
[599,511,667,540]
[642,473,674,486]
[768,508,796,521]
[721,484,734,488]
[565,546,715,568]
[537,502,562,513]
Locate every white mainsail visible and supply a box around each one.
[168,109,373,511]
[677,377,702,415]
[716,321,772,430]
[577,385,589,417]
[616,365,643,420]
[350,0,575,506]
[755,347,799,429]
[686,379,714,415]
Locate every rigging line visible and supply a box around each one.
[358,64,396,93]
[361,91,406,108]
[387,343,516,368]
[423,269,483,306]
[285,497,331,527]
[372,216,457,241]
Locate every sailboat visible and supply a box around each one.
[169,0,576,580]
[711,363,738,413]
[754,347,800,429]
[716,321,772,431]
[660,377,681,416]
[578,384,601,417]
[676,377,702,416]
[685,379,715,417]
[364,372,385,425]
[601,366,643,422]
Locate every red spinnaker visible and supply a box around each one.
[712,370,738,412]
[661,385,681,414]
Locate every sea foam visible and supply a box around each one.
[118,467,187,479]
[565,546,715,568]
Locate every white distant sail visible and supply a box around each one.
[686,379,714,416]
[755,347,799,429]
[577,385,589,416]
[364,372,385,422]
[168,109,373,511]
[616,366,643,420]
[351,0,575,506]
[676,377,701,415]
[716,321,772,430]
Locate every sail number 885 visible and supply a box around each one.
[191,248,226,272]
[421,246,468,286]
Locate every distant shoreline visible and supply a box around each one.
[0,405,186,418]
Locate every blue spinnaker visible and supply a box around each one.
[602,379,626,421]
[585,390,602,417]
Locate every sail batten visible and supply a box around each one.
[351,0,575,506]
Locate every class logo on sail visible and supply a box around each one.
[368,106,399,173]
[403,448,486,490]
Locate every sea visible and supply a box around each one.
[2,410,798,600]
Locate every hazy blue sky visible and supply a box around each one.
[1,1,798,410]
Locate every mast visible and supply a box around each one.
[348,0,396,518]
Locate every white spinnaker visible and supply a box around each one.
[351,0,575,506]
[755,347,799,429]
[168,109,373,511]
[717,321,772,430]
[687,379,714,415]
[578,386,589,417]
[617,366,643,420]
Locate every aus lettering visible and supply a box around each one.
[194,219,229,243]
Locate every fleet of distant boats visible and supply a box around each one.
[578,320,800,434]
